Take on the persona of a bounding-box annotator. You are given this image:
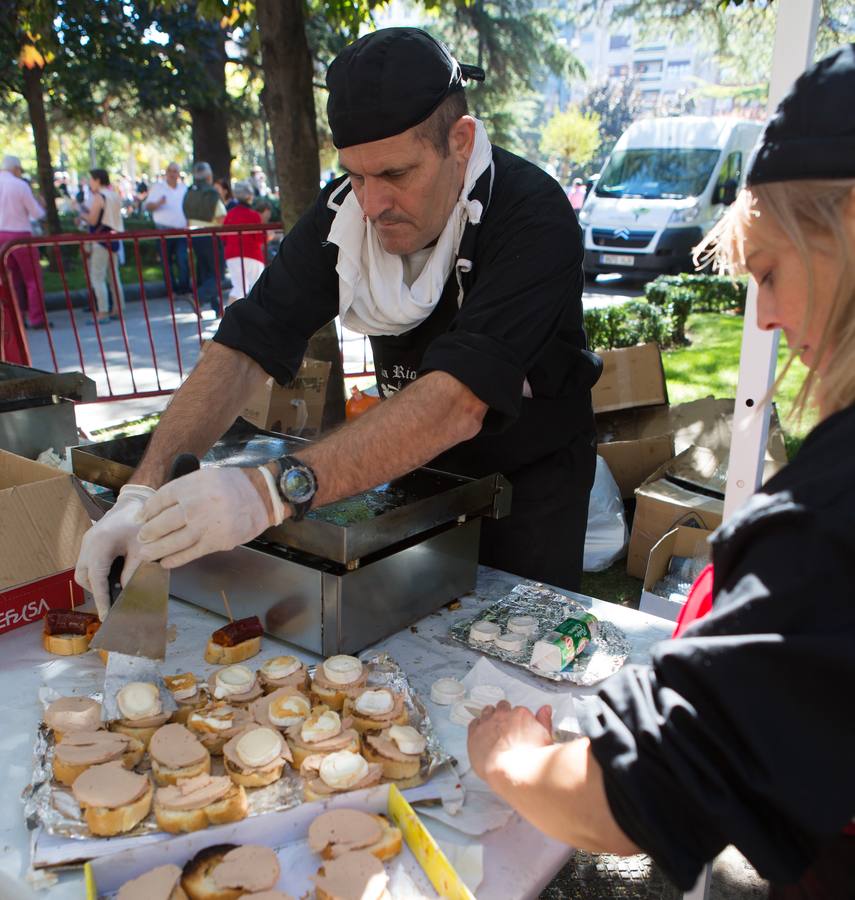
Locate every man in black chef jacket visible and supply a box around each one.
[75,27,601,617]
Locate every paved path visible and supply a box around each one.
[25,277,643,435]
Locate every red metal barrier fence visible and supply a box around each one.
[0,224,375,401]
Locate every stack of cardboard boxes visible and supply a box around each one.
[593,343,788,617]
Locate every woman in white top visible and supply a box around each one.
[78,168,124,324]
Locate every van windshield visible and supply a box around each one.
[596,148,721,200]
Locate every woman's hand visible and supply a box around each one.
[468,700,554,784]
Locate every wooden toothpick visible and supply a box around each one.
[221,590,234,623]
[69,581,75,610]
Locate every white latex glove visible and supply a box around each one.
[74,483,156,620]
[138,466,285,569]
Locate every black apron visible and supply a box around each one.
[366,167,597,591]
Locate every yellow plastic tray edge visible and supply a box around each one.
[387,783,475,900]
[84,860,97,900]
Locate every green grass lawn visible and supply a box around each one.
[40,259,163,294]
[585,311,815,608]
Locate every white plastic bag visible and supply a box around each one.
[583,455,629,572]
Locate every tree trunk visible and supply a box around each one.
[20,64,60,235]
[256,0,320,230]
[188,24,232,179]
[256,0,344,430]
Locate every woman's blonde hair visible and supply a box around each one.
[695,179,855,418]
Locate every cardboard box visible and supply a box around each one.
[597,397,789,498]
[592,342,668,414]
[200,342,331,436]
[626,446,725,578]
[0,450,89,634]
[639,526,713,621]
[241,358,331,436]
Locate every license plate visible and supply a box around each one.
[600,254,635,266]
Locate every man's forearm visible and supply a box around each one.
[133,342,269,488]
[486,738,639,854]
[291,371,487,507]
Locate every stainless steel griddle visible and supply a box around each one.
[72,419,511,654]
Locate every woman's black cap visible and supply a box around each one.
[326,27,485,149]
[747,43,855,186]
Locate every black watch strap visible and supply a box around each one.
[275,455,317,522]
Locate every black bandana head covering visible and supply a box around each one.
[326,27,485,149]
[747,43,855,186]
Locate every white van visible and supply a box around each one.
[579,116,762,278]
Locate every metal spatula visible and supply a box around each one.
[91,453,200,659]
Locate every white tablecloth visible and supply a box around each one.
[0,566,673,899]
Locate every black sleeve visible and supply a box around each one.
[578,513,855,890]
[420,170,583,430]
[213,189,339,385]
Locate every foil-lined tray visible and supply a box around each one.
[449,583,630,685]
[22,652,450,843]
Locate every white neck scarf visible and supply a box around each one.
[327,119,494,336]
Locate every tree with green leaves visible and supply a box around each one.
[579,78,641,172]
[540,107,600,184]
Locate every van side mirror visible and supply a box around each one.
[715,180,738,206]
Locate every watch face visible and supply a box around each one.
[282,467,315,504]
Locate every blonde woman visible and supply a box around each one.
[468,44,855,898]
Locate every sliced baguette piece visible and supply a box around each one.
[222,756,284,788]
[204,636,261,666]
[361,741,421,782]
[313,812,402,862]
[309,681,348,712]
[83,779,153,837]
[287,731,360,769]
[151,753,212,787]
[53,734,145,787]
[42,632,90,656]
[341,697,409,734]
[153,783,248,834]
[181,843,279,900]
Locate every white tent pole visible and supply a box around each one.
[722,0,821,522]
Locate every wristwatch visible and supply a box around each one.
[274,455,318,521]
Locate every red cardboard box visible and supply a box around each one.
[0,450,91,635]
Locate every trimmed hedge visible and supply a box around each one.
[584,300,672,351]
[585,274,748,350]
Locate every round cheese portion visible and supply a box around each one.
[430,678,465,706]
[469,621,501,643]
[213,665,255,699]
[354,689,394,717]
[449,700,484,727]
[322,655,363,686]
[116,682,162,721]
[469,684,505,707]
[269,693,311,728]
[388,724,426,755]
[261,656,301,680]
[494,632,527,653]
[507,615,538,636]
[301,709,342,744]
[319,750,369,789]
[236,726,281,768]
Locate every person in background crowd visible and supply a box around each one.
[214,177,237,211]
[76,168,125,325]
[467,44,855,898]
[182,161,226,315]
[250,165,270,198]
[567,177,586,212]
[0,154,48,329]
[145,162,190,297]
[222,179,266,306]
[133,177,148,216]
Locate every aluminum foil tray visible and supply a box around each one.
[23,652,451,845]
[449,583,630,686]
